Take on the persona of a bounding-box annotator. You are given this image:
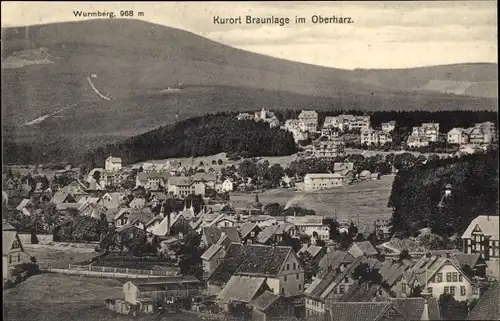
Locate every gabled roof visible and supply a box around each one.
[339,282,390,303]
[192,172,217,182]
[208,243,245,285]
[237,245,294,277]
[326,302,405,321]
[467,282,500,320]
[251,291,280,311]
[349,241,378,257]
[16,198,32,211]
[318,250,356,275]
[129,197,146,209]
[256,225,278,244]
[240,222,261,239]
[407,256,471,287]
[298,244,325,259]
[217,275,266,303]
[106,156,122,163]
[462,216,499,241]
[3,230,23,256]
[168,176,193,186]
[390,298,440,321]
[201,244,224,261]
[452,253,484,269]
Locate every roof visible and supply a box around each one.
[168,176,193,186]
[306,257,365,300]
[16,198,32,211]
[326,302,403,321]
[3,231,23,256]
[151,192,167,201]
[192,173,217,182]
[208,243,245,285]
[101,192,126,209]
[452,253,483,269]
[391,298,440,321]
[339,282,389,303]
[349,241,378,256]
[251,291,280,311]
[129,197,146,209]
[407,256,469,287]
[467,282,500,320]
[377,260,410,287]
[2,222,16,231]
[240,222,260,239]
[217,275,266,303]
[304,173,343,179]
[256,225,278,244]
[201,244,224,261]
[359,170,371,177]
[298,244,325,259]
[130,276,200,292]
[462,215,499,241]
[106,156,122,163]
[298,110,318,118]
[318,250,355,275]
[333,162,354,172]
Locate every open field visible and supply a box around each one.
[230,175,395,224]
[3,274,211,321]
[18,234,98,269]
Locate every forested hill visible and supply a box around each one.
[82,112,297,167]
[389,147,499,237]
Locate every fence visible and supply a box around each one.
[42,267,171,279]
[68,264,180,276]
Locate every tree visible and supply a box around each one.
[30,229,39,244]
[217,159,223,165]
[264,202,283,216]
[348,222,358,238]
[438,293,469,320]
[278,233,301,253]
[351,263,383,285]
[239,159,258,179]
[299,251,319,284]
[323,218,341,241]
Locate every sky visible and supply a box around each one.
[1,1,497,69]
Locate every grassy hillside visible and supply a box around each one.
[1,19,497,158]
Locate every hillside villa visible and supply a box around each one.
[303,173,343,192]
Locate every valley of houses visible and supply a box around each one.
[3,150,499,320]
[239,108,497,158]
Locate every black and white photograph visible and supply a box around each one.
[1,1,498,320]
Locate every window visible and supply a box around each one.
[17,254,20,262]
[427,287,433,294]
[281,287,285,295]
[287,264,290,270]
[459,274,463,282]
[461,286,466,296]
[452,272,458,282]
[284,276,287,282]
[8,255,12,264]
[339,285,345,294]
[472,287,478,295]
[444,287,449,294]
[450,286,456,296]
[446,273,452,282]
[402,284,407,294]
[296,274,299,280]
[344,276,349,283]
[293,263,296,270]
[250,231,255,237]
[299,284,302,290]
[437,273,443,282]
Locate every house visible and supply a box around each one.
[412,123,440,142]
[452,252,487,278]
[217,275,270,309]
[461,215,499,280]
[298,110,319,132]
[256,223,297,245]
[466,282,500,320]
[210,214,237,228]
[317,249,356,277]
[77,197,101,218]
[381,121,396,133]
[113,207,154,229]
[201,234,233,279]
[3,222,26,280]
[50,188,81,210]
[338,281,392,303]
[250,291,292,321]
[253,108,280,128]
[151,212,195,239]
[105,155,122,172]
[284,119,309,143]
[401,255,480,301]
[310,139,345,158]
[136,171,170,190]
[201,226,240,247]
[323,116,341,129]
[348,115,371,131]
[207,244,304,299]
[286,216,330,240]
[321,126,340,139]
[16,199,34,216]
[447,128,469,145]
[122,276,203,312]
[324,302,407,321]
[303,173,343,192]
[100,192,127,210]
[348,241,379,258]
[221,178,234,192]
[298,244,327,266]
[129,197,147,209]
[361,128,380,146]
[167,176,205,198]
[305,257,371,317]
[192,173,217,189]
[407,135,429,148]
[54,168,79,180]
[240,222,262,244]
